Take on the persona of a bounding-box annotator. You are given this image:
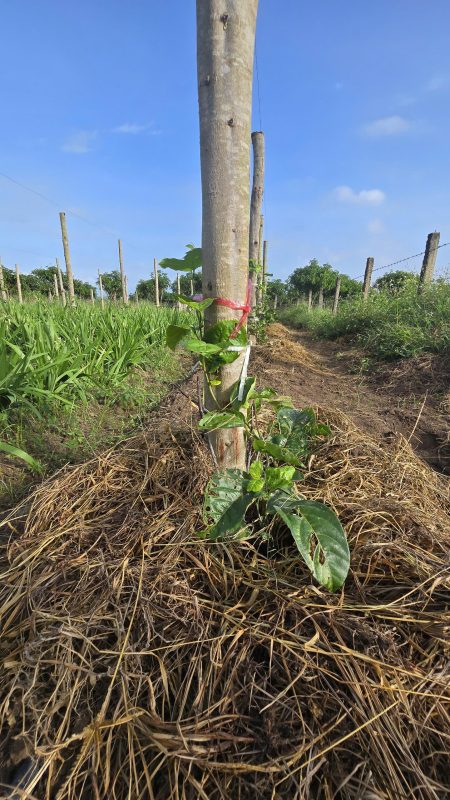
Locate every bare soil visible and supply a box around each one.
[254,323,450,475]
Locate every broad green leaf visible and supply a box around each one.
[0,440,42,474]
[231,376,256,408]
[178,295,214,311]
[265,465,296,491]
[209,492,254,540]
[246,478,265,493]
[203,468,247,523]
[248,460,263,480]
[159,247,202,272]
[199,410,246,431]
[270,493,350,591]
[184,338,222,356]
[166,324,191,350]
[159,257,195,272]
[204,320,248,348]
[253,437,301,467]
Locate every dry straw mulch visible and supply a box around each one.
[0,408,449,799]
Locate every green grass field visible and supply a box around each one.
[279,282,450,360]
[0,301,189,505]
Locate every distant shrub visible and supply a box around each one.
[278,282,450,360]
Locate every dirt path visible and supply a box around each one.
[253,323,450,475]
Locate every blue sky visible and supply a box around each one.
[1,0,450,289]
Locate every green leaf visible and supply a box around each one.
[265,465,296,491]
[270,493,350,591]
[166,324,191,350]
[204,320,248,348]
[203,468,247,523]
[0,440,42,474]
[253,437,301,467]
[246,478,265,494]
[231,376,256,409]
[184,338,222,355]
[248,460,263,480]
[199,410,246,431]
[159,247,202,273]
[210,493,254,539]
[178,295,214,311]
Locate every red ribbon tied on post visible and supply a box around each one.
[214,278,253,338]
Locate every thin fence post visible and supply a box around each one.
[124,274,129,305]
[53,271,59,299]
[419,231,440,291]
[90,287,95,305]
[318,286,324,309]
[56,258,66,307]
[15,264,23,304]
[176,273,182,310]
[363,257,374,300]
[135,289,139,304]
[98,270,105,309]
[0,259,7,301]
[262,240,268,299]
[48,289,53,302]
[273,294,278,311]
[332,277,341,315]
[118,239,128,304]
[249,131,265,307]
[59,212,75,306]
[154,258,160,307]
[308,288,312,311]
[190,275,194,296]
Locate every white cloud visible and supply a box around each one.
[62,130,97,154]
[112,122,160,135]
[368,218,385,234]
[363,115,411,136]
[333,186,386,207]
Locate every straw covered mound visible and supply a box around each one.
[0,409,449,798]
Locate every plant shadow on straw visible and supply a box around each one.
[0,401,449,799]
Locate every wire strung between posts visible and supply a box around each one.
[355,242,450,280]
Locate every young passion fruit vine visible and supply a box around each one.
[162,247,350,592]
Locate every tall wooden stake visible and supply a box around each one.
[15,264,23,304]
[197,0,259,469]
[318,286,324,308]
[53,271,59,299]
[124,274,129,305]
[56,258,66,307]
[419,231,440,291]
[90,287,95,305]
[59,212,75,306]
[249,131,265,306]
[0,259,7,301]
[332,277,341,315]
[262,240,268,299]
[176,273,182,309]
[308,288,312,310]
[98,270,105,309]
[153,258,160,307]
[363,257,374,300]
[118,239,128,304]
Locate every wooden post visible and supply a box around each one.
[98,270,105,309]
[53,271,59,299]
[56,258,67,307]
[249,131,265,307]
[419,231,440,291]
[90,287,95,305]
[0,259,7,301]
[190,275,194,296]
[135,289,139,304]
[153,258,160,307]
[15,264,23,304]
[262,240,268,299]
[308,288,312,311]
[176,273,182,310]
[273,294,278,311]
[124,274,129,305]
[48,289,53,302]
[118,239,128,304]
[332,277,341,315]
[59,212,75,306]
[363,257,374,300]
[197,0,259,469]
[318,286,324,308]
